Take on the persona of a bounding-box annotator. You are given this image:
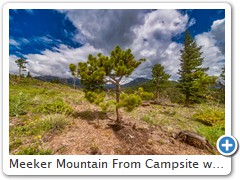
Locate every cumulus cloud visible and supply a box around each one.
[9,55,20,74]
[59,9,146,52]
[129,10,189,80]
[195,18,225,76]
[23,43,102,77]
[9,10,225,81]
[210,19,225,55]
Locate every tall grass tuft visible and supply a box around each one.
[39,114,70,132]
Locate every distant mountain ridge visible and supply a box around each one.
[35,75,82,87]
[34,75,150,88]
[122,77,150,87]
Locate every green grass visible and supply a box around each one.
[16,145,52,155]
[193,106,225,146]
[10,92,28,117]
[9,76,82,154]
[36,100,73,115]
[133,103,225,146]
[39,114,71,132]
[196,125,224,147]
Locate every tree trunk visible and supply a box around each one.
[116,82,121,123]
[156,91,160,104]
[73,76,76,89]
[18,67,22,80]
[185,93,190,107]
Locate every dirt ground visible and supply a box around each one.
[45,104,213,155]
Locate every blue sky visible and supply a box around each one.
[9,9,225,81]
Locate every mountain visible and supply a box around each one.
[122,77,150,88]
[34,76,150,89]
[34,75,82,87]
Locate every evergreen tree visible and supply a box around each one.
[220,67,225,80]
[26,71,32,78]
[219,67,225,97]
[178,30,210,106]
[151,64,171,104]
[78,46,145,122]
[15,58,28,77]
[69,64,77,89]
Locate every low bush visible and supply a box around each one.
[192,108,224,128]
[118,93,142,112]
[37,100,73,115]
[193,107,225,146]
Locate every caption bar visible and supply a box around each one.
[5,155,231,175]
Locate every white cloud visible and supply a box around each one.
[129,10,189,81]
[10,39,20,47]
[9,55,21,75]
[9,10,225,82]
[195,18,225,76]
[58,9,146,52]
[210,19,225,55]
[24,43,102,78]
[19,37,31,45]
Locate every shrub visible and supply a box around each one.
[138,87,154,101]
[37,100,73,115]
[192,108,224,128]
[99,100,115,112]
[39,114,70,132]
[9,92,27,117]
[118,93,142,112]
[193,107,225,146]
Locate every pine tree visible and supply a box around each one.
[219,67,225,96]
[26,71,32,78]
[178,30,210,106]
[151,64,171,104]
[15,58,28,77]
[69,64,77,89]
[78,46,145,122]
[220,67,225,80]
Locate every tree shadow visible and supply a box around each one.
[73,110,109,121]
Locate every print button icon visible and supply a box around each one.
[217,135,238,156]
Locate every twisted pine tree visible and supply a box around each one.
[15,58,28,77]
[178,30,210,106]
[151,64,171,104]
[78,46,145,122]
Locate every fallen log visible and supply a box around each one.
[142,102,150,107]
[176,131,214,153]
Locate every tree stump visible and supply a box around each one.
[176,131,214,153]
